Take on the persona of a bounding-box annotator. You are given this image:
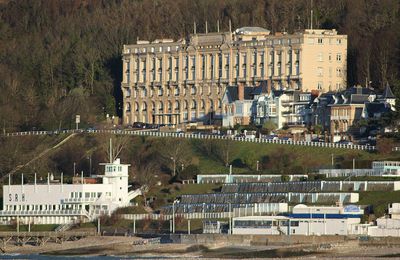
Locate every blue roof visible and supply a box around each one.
[286,213,362,219]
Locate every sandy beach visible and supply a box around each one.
[3,235,400,259]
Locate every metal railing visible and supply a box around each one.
[2,129,376,151]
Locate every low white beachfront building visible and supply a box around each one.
[0,158,142,225]
[232,204,363,236]
[353,203,400,237]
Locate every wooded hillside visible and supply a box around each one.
[0,0,399,131]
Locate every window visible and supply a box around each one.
[252,52,257,77]
[317,38,323,44]
[317,67,323,77]
[168,56,173,80]
[218,54,222,78]
[336,53,342,62]
[317,82,323,90]
[209,54,214,79]
[125,61,130,83]
[191,85,196,95]
[158,58,162,81]
[260,52,264,77]
[336,68,342,77]
[242,53,247,77]
[224,54,230,78]
[235,53,240,77]
[336,39,342,44]
[190,56,196,80]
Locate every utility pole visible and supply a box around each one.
[133,215,136,235]
[171,157,176,176]
[88,155,92,176]
[97,218,101,234]
[229,202,232,234]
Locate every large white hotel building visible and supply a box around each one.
[121,27,347,125]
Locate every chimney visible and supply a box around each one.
[267,80,272,95]
[238,83,244,100]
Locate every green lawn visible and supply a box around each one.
[0,224,58,232]
[358,191,400,217]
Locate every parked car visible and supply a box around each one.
[336,140,353,145]
[264,135,279,140]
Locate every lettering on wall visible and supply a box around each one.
[8,193,26,202]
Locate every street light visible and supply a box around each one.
[171,157,176,176]
[87,155,92,176]
[172,199,179,234]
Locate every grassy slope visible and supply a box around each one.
[2,134,400,227]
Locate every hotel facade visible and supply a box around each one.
[121,27,347,125]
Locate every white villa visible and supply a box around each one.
[0,158,142,225]
[255,85,312,129]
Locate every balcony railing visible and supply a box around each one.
[62,197,97,203]
[0,209,86,216]
[331,115,350,120]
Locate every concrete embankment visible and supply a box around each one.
[162,234,350,246]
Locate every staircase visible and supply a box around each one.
[128,185,147,201]
[55,223,73,232]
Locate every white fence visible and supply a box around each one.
[121,210,274,221]
[3,129,376,151]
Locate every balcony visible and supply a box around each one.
[62,197,97,204]
[330,115,350,120]
[0,209,87,216]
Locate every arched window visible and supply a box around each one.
[200,100,205,109]
[218,99,222,108]
[168,101,172,111]
[135,102,139,112]
[151,101,156,112]
[209,99,214,109]
[174,100,180,110]
[191,85,196,95]
[159,101,164,111]
[191,100,197,109]
[184,100,188,109]
[126,102,131,112]
[142,101,147,111]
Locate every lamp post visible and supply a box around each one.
[87,155,92,176]
[172,199,179,233]
[171,157,176,177]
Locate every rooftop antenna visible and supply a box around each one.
[310,0,313,30]
[109,138,113,163]
[194,21,196,34]
[205,21,208,34]
[217,20,220,32]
